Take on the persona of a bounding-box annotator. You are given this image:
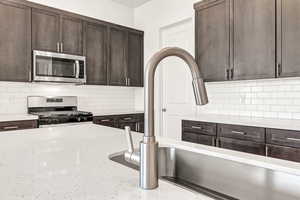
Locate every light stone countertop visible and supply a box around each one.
[0,124,300,199]
[183,113,300,131]
[0,114,38,122]
[0,124,212,200]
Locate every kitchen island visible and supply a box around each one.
[0,123,211,200]
[0,123,300,200]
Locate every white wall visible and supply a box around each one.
[133,0,300,120]
[0,82,135,114]
[28,0,134,27]
[134,0,200,111]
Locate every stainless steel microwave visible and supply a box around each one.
[33,50,86,84]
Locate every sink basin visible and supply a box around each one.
[109,146,300,200]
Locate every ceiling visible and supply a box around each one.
[112,0,152,8]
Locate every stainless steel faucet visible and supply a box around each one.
[124,47,208,190]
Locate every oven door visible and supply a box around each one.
[33,50,86,83]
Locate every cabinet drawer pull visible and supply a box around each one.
[57,42,60,52]
[123,118,132,120]
[3,126,19,130]
[287,138,300,142]
[231,130,246,135]
[191,126,202,130]
[101,119,111,122]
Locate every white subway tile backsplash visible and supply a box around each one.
[0,82,136,114]
[167,77,300,120]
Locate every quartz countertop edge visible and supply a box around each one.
[182,113,300,131]
[0,114,38,122]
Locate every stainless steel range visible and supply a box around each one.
[28,96,93,126]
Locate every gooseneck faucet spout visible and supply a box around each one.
[124,47,208,190]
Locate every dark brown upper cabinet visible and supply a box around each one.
[85,21,108,85]
[108,26,144,87]
[0,1,31,82]
[61,15,83,55]
[127,31,144,87]
[108,26,128,86]
[32,8,83,55]
[195,0,276,82]
[233,0,276,80]
[277,0,300,78]
[32,8,60,53]
[195,0,231,82]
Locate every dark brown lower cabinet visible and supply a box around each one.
[93,114,144,133]
[93,116,116,128]
[0,120,38,132]
[267,145,300,163]
[182,132,215,146]
[182,120,300,163]
[218,137,266,156]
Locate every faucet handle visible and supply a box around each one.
[125,126,134,153]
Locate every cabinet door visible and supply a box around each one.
[32,8,60,52]
[277,0,300,77]
[127,31,144,87]
[233,0,275,80]
[61,15,83,55]
[0,2,31,82]
[267,145,300,163]
[108,27,127,86]
[195,0,231,82]
[85,22,108,85]
[218,137,266,156]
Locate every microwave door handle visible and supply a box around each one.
[75,61,80,78]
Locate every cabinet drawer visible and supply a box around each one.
[267,145,300,163]
[93,116,116,127]
[266,129,300,148]
[218,124,265,143]
[182,132,215,146]
[182,120,217,136]
[118,114,139,123]
[0,120,38,132]
[218,137,266,156]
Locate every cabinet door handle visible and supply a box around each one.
[60,42,63,53]
[231,130,246,135]
[57,42,60,52]
[128,78,131,86]
[226,69,230,80]
[125,78,128,86]
[191,126,202,130]
[230,68,234,80]
[277,63,282,77]
[287,138,300,142]
[3,126,19,130]
[212,137,216,146]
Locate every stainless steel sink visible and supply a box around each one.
[109,147,300,200]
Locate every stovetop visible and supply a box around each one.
[31,110,92,118]
[27,96,93,126]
